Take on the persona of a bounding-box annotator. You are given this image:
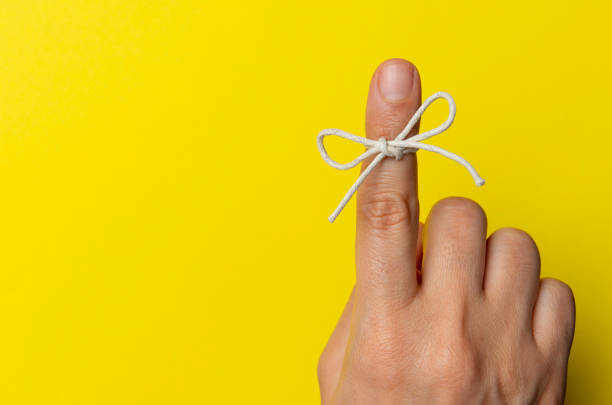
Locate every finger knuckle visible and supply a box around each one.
[537,278,576,349]
[426,340,481,394]
[489,227,541,270]
[431,197,485,222]
[354,329,409,389]
[491,227,538,252]
[360,191,412,230]
[542,278,576,317]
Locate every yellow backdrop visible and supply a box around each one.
[0,1,610,403]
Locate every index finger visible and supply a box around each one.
[355,59,422,307]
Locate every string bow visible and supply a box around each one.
[317,92,485,223]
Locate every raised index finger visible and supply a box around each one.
[355,59,422,307]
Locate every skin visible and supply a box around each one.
[317,59,575,404]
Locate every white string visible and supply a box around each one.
[317,92,485,223]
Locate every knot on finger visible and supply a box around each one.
[377,138,403,160]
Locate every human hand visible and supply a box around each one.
[317,59,575,404]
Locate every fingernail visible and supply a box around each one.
[378,61,414,102]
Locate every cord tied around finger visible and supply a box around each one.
[317,91,485,224]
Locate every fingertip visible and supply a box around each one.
[366,59,422,141]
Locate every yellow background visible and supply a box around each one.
[0,0,610,403]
